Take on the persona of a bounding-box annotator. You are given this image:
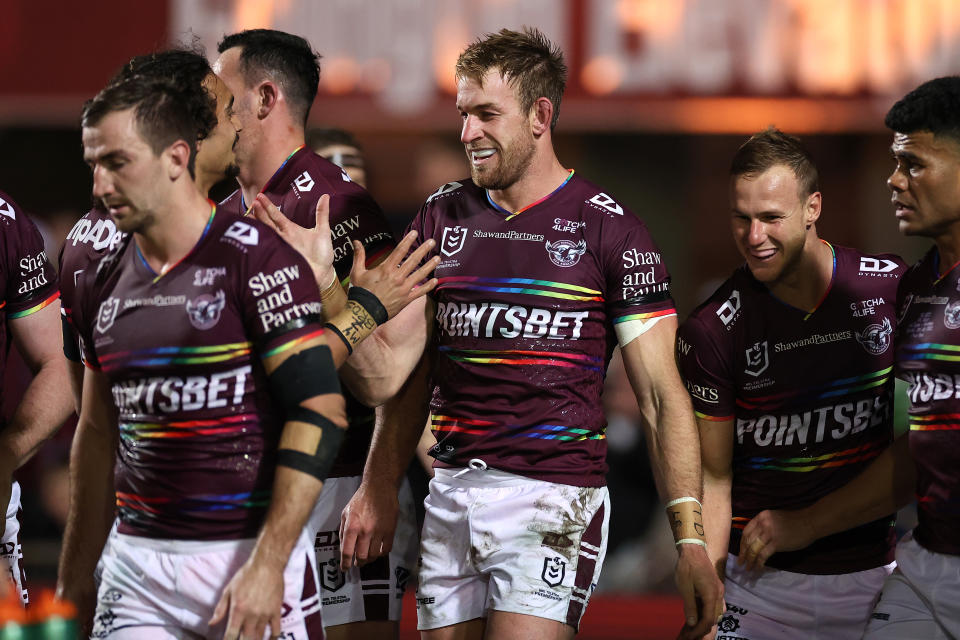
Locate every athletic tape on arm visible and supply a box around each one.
[614,314,675,348]
[267,344,341,409]
[276,406,346,481]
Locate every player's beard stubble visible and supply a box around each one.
[470,128,536,192]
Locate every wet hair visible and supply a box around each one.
[81,74,216,178]
[455,26,567,131]
[217,29,320,126]
[107,47,217,143]
[885,76,960,146]
[307,127,362,152]
[730,127,819,198]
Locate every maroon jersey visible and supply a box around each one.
[58,207,124,361]
[0,191,59,394]
[221,146,395,477]
[896,247,960,555]
[72,207,326,540]
[407,174,675,487]
[678,244,903,574]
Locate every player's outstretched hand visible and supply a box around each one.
[737,508,816,572]
[339,479,399,570]
[210,554,283,640]
[349,233,440,321]
[251,193,337,287]
[675,544,724,640]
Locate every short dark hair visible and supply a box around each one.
[82,74,216,179]
[456,26,567,131]
[885,76,960,145]
[217,29,320,126]
[730,127,819,198]
[307,127,361,152]
[109,47,216,143]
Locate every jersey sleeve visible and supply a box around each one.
[329,190,396,281]
[676,313,735,421]
[0,194,58,319]
[236,219,327,357]
[602,216,675,324]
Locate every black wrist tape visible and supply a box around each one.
[322,323,353,355]
[347,286,388,325]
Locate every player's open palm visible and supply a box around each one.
[349,234,440,320]
[210,555,284,640]
[252,193,336,287]
[339,479,399,570]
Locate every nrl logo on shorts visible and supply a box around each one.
[441,225,468,257]
[545,239,587,267]
[96,297,120,334]
[744,340,769,377]
[320,558,346,592]
[185,290,226,330]
[541,556,566,588]
[855,317,893,354]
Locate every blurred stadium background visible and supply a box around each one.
[1,0,953,636]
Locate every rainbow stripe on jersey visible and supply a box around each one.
[8,291,59,319]
[440,346,603,372]
[437,276,602,302]
[900,343,960,362]
[909,413,960,432]
[117,489,271,514]
[431,414,605,441]
[97,341,252,372]
[121,413,259,440]
[736,367,892,411]
[735,439,886,473]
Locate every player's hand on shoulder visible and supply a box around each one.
[210,553,284,640]
[252,193,338,287]
[339,479,400,570]
[675,544,724,640]
[737,508,816,572]
[348,231,440,321]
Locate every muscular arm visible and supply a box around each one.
[620,318,723,637]
[56,369,117,633]
[340,309,433,569]
[739,433,914,570]
[698,418,733,579]
[0,302,74,471]
[212,336,347,639]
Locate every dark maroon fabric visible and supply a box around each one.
[407,175,675,487]
[221,147,396,477]
[677,244,903,574]
[72,209,327,540]
[896,247,960,555]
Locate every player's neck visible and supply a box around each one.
[768,235,833,312]
[934,234,960,277]
[240,125,305,207]
[135,187,212,275]
[487,151,568,213]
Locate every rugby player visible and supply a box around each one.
[308,127,368,187]
[57,68,435,638]
[338,27,722,640]
[675,129,903,639]
[0,190,71,605]
[214,29,422,639]
[733,78,960,639]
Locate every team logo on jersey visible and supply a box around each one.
[858,257,899,276]
[744,340,769,377]
[716,290,741,327]
[223,221,259,247]
[545,239,587,267]
[944,299,960,329]
[0,197,15,220]
[441,225,468,256]
[294,171,314,192]
[426,181,463,203]
[855,317,893,354]
[185,290,226,330]
[541,556,566,587]
[96,297,120,334]
[586,192,623,215]
[320,558,346,592]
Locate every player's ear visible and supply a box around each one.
[257,81,278,119]
[164,139,191,181]
[804,191,822,228]
[530,97,553,137]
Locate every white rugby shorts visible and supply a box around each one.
[90,529,322,638]
[416,463,609,631]
[305,474,419,628]
[864,531,960,639]
[1,481,27,606]
[719,552,893,639]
